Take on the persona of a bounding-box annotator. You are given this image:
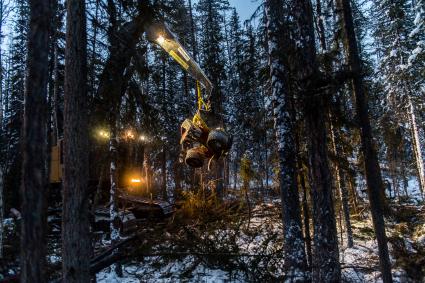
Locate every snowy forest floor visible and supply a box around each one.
[1,191,425,282]
[94,200,425,283]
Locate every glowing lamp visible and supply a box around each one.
[126,130,135,139]
[98,130,110,139]
[131,178,141,183]
[157,35,165,45]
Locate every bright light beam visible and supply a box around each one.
[157,35,165,45]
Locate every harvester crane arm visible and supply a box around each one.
[145,22,212,97]
[145,22,231,170]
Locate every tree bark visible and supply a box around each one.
[144,148,151,197]
[336,0,392,281]
[348,172,359,214]
[329,116,354,248]
[305,94,340,282]
[89,0,100,94]
[265,0,308,279]
[62,0,91,282]
[52,42,60,143]
[288,0,341,280]
[0,0,4,129]
[407,96,425,198]
[109,114,122,277]
[298,160,313,268]
[20,1,50,281]
[0,167,3,259]
[162,145,168,201]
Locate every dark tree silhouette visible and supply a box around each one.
[20,0,51,282]
[62,0,91,282]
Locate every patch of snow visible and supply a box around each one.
[48,255,61,264]
[3,218,14,226]
[97,269,139,283]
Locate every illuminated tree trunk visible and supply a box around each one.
[109,116,122,277]
[329,118,353,248]
[265,0,308,279]
[20,1,50,281]
[144,149,151,196]
[408,96,425,198]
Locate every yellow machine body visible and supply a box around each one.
[49,139,63,183]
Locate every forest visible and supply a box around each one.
[0,0,424,282]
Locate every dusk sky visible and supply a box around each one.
[228,0,260,21]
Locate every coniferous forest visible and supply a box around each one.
[0,0,424,282]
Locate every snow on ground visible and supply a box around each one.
[406,178,423,203]
[341,238,408,282]
[96,197,424,282]
[3,184,420,282]
[97,264,233,283]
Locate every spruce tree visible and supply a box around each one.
[265,0,308,279]
[196,0,229,196]
[337,0,393,280]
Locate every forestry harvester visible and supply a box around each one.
[146,22,232,169]
[49,22,231,186]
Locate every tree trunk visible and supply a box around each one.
[96,3,153,112]
[0,0,6,130]
[52,42,60,143]
[315,0,327,52]
[215,159,224,199]
[336,0,392,281]
[298,161,312,268]
[348,173,359,214]
[188,0,198,61]
[390,157,399,200]
[93,164,106,211]
[62,0,91,282]
[89,0,100,94]
[287,0,341,280]
[109,115,122,277]
[264,132,269,195]
[144,148,151,197]
[265,0,308,279]
[407,96,425,198]
[20,1,50,282]
[162,145,168,201]
[305,95,341,282]
[0,167,3,259]
[329,117,354,247]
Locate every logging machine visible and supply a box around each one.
[49,22,231,186]
[146,22,232,169]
